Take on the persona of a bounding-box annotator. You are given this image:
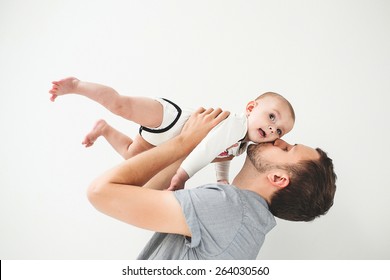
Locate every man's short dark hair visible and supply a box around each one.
[269,148,337,222]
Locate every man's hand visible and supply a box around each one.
[179,107,230,152]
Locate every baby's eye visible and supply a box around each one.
[269,113,275,121]
[277,129,282,136]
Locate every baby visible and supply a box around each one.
[49,77,295,190]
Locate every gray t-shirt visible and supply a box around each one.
[137,184,276,260]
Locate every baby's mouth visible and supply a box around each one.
[258,128,266,138]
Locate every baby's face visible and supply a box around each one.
[245,96,294,143]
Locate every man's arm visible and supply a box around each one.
[87,108,229,236]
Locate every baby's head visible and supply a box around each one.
[245,92,295,143]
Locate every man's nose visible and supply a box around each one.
[274,139,288,147]
[274,139,295,151]
[274,139,285,145]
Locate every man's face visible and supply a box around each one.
[247,139,320,171]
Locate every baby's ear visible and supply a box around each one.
[246,100,257,116]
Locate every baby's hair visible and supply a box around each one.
[255,92,295,121]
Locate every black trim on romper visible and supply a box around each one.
[139,98,182,135]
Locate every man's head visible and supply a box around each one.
[246,139,337,222]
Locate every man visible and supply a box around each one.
[87,108,336,259]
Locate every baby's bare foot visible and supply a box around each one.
[82,119,107,147]
[49,77,79,102]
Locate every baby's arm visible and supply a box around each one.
[215,160,231,184]
[168,114,247,190]
[168,157,232,190]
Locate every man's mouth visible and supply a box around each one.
[258,128,266,138]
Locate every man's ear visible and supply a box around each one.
[245,100,257,116]
[267,172,290,189]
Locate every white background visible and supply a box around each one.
[1,0,389,260]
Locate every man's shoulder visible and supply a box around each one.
[192,183,240,195]
[175,184,243,207]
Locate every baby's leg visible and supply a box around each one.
[49,77,164,128]
[82,119,108,148]
[82,120,154,159]
[49,77,79,101]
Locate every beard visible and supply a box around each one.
[247,143,277,173]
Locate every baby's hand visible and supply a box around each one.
[167,168,189,191]
[49,77,79,102]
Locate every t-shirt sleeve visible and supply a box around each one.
[174,185,243,255]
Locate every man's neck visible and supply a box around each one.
[232,161,273,204]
